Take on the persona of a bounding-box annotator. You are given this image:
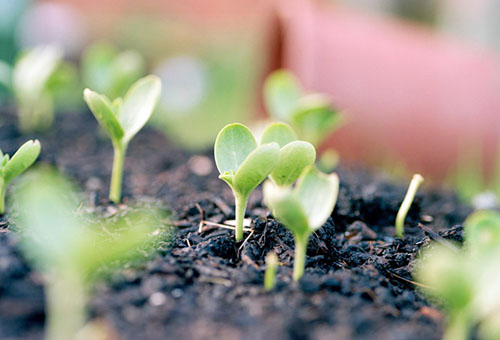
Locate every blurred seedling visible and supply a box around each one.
[395,174,424,237]
[264,251,279,291]
[416,210,500,340]
[84,75,161,203]
[81,42,145,99]
[263,166,339,281]
[11,45,78,132]
[264,70,343,171]
[14,169,158,340]
[0,140,40,213]
[214,123,280,241]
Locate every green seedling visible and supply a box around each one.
[0,140,40,213]
[263,166,339,281]
[14,169,157,340]
[260,122,316,186]
[12,45,62,132]
[214,123,280,241]
[81,42,145,99]
[264,251,279,291]
[395,174,424,237]
[264,69,343,147]
[84,75,161,203]
[415,210,500,340]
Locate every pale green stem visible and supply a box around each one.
[0,179,6,214]
[264,252,278,291]
[293,232,310,281]
[443,312,470,340]
[234,193,248,241]
[395,174,424,237]
[45,274,87,340]
[110,142,126,203]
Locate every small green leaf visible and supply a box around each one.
[264,70,302,121]
[13,45,62,102]
[260,122,297,147]
[3,140,41,184]
[291,94,343,146]
[83,89,124,142]
[464,210,500,252]
[263,181,310,235]
[233,143,280,197]
[270,141,316,186]
[119,75,162,143]
[214,123,257,175]
[294,167,339,230]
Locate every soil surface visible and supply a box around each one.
[0,110,472,340]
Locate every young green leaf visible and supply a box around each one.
[263,166,339,280]
[263,70,302,121]
[0,139,41,214]
[119,75,162,143]
[214,123,280,241]
[83,75,162,203]
[260,122,297,147]
[12,45,63,132]
[83,89,124,141]
[260,122,316,187]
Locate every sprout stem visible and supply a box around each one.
[293,232,309,281]
[110,143,126,203]
[443,313,470,340]
[234,194,248,241]
[395,174,424,238]
[0,181,6,214]
[264,252,279,291]
[46,273,86,340]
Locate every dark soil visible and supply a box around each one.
[0,109,471,340]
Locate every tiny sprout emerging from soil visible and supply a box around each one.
[84,75,162,203]
[264,70,343,147]
[260,122,316,186]
[263,166,339,281]
[0,140,40,214]
[12,45,62,132]
[264,251,279,291]
[214,123,280,241]
[395,174,424,237]
[14,169,157,340]
[81,42,145,99]
[416,210,500,340]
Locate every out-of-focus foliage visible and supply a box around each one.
[13,169,162,340]
[416,209,500,340]
[81,42,145,100]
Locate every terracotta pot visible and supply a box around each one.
[275,0,500,179]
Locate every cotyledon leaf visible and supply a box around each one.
[214,123,257,175]
[270,141,315,186]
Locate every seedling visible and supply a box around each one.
[416,210,500,340]
[214,123,280,241]
[395,174,424,237]
[14,170,157,340]
[263,166,339,280]
[12,45,62,132]
[0,140,40,213]
[81,42,145,99]
[260,122,316,186]
[84,75,161,203]
[264,70,343,147]
[264,251,279,291]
